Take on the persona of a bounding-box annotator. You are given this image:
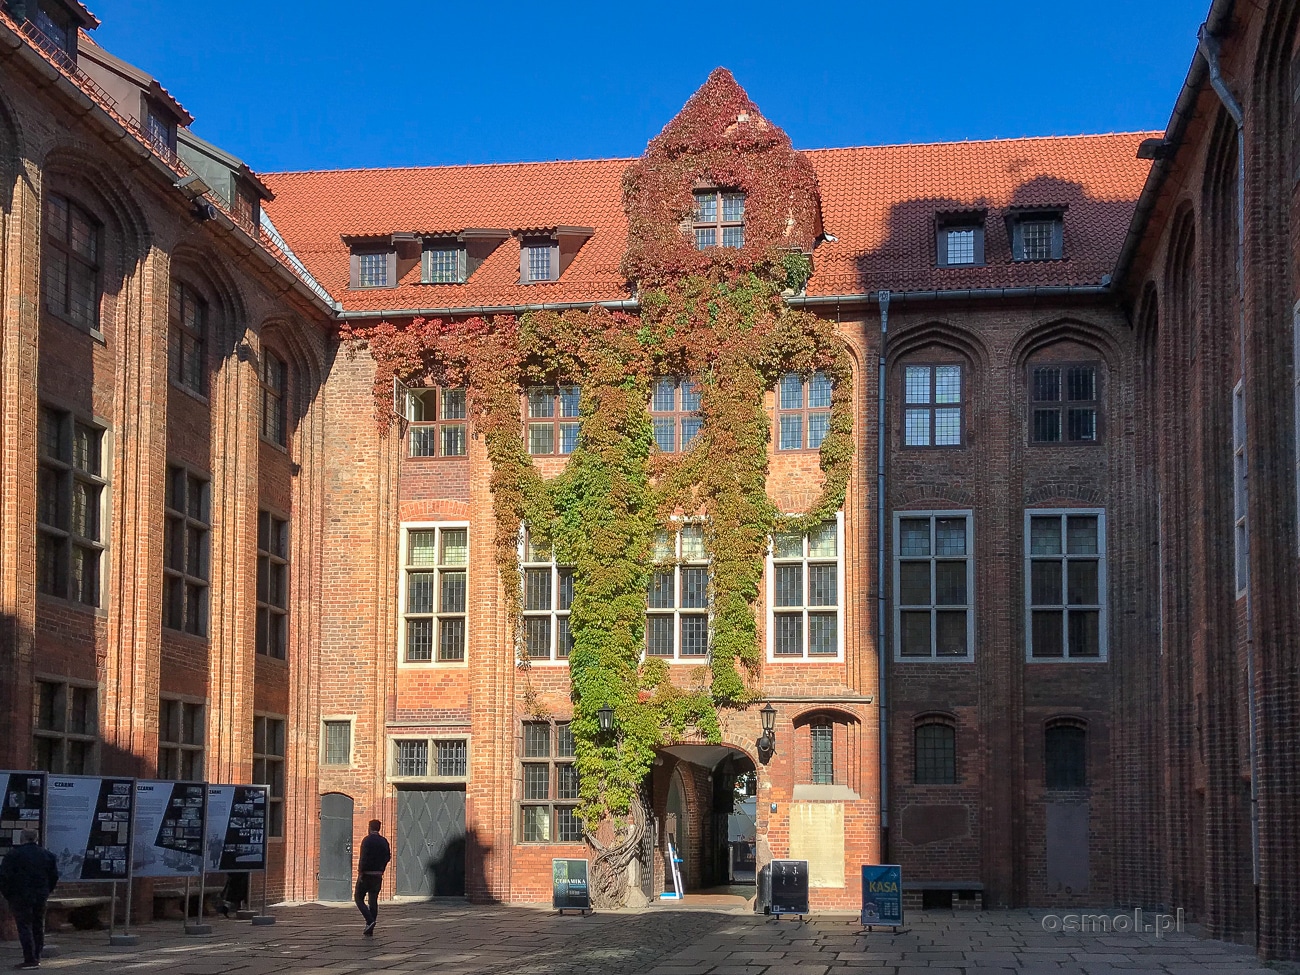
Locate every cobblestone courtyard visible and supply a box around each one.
[5,903,1278,975]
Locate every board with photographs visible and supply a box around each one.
[205,784,267,871]
[46,776,135,882]
[132,780,206,877]
[0,771,46,855]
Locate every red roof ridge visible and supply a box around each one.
[802,130,1164,155]
[265,156,638,179]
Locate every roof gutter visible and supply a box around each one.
[335,299,640,321]
[1111,0,1237,290]
[786,283,1111,307]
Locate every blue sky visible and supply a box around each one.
[91,0,1209,174]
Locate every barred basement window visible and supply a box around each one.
[777,371,832,450]
[260,350,286,446]
[408,387,468,457]
[1045,720,1087,790]
[522,529,575,662]
[169,283,207,395]
[322,720,352,766]
[436,739,468,777]
[895,512,973,660]
[253,715,286,838]
[520,721,581,843]
[43,193,100,330]
[1026,510,1106,660]
[646,524,709,659]
[693,189,744,249]
[769,517,841,660]
[394,739,429,777]
[37,406,106,607]
[914,719,956,785]
[163,466,210,636]
[1030,364,1098,444]
[810,723,834,784]
[33,680,97,774]
[257,511,289,659]
[158,698,204,780]
[402,525,468,663]
[903,364,963,447]
[650,378,703,452]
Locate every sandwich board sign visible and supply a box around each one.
[860,864,904,927]
[552,858,591,913]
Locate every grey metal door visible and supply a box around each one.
[318,793,354,902]
[396,787,466,897]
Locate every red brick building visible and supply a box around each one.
[2,0,1299,961]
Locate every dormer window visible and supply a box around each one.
[357,251,390,288]
[693,189,744,249]
[936,214,984,267]
[517,227,594,285]
[1009,209,1065,262]
[423,243,464,284]
[32,2,71,52]
[525,241,554,283]
[145,101,177,153]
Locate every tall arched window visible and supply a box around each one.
[1045,718,1087,790]
[43,193,101,331]
[260,349,286,445]
[913,716,956,785]
[170,282,207,395]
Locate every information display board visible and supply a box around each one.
[769,858,810,916]
[552,858,590,911]
[205,784,268,871]
[0,771,46,854]
[132,780,206,877]
[46,776,134,882]
[860,864,904,926]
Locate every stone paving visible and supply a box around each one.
[7,902,1279,975]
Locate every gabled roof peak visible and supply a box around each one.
[647,67,785,157]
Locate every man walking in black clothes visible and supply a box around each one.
[0,830,58,970]
[354,819,390,936]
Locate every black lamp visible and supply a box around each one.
[597,704,615,734]
[756,703,777,757]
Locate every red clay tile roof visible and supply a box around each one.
[262,132,1156,314]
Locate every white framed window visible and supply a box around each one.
[520,528,574,664]
[650,378,703,452]
[407,387,468,458]
[158,696,205,780]
[766,514,843,661]
[399,523,469,666]
[389,735,470,782]
[321,717,354,766]
[422,243,465,284]
[646,523,709,660]
[894,511,974,661]
[525,386,580,455]
[1234,380,1248,596]
[776,372,832,451]
[1024,509,1107,661]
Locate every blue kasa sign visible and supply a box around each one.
[861,864,903,926]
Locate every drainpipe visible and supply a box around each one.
[876,290,891,860]
[1197,23,1261,938]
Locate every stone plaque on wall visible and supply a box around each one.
[789,802,844,888]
